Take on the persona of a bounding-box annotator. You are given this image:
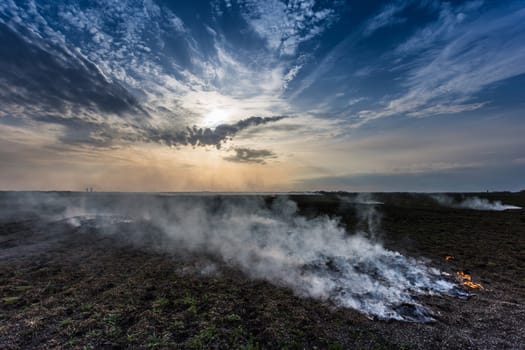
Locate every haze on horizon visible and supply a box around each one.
[1,0,524,192]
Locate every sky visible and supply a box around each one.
[0,0,524,192]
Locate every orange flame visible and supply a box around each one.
[456,271,483,289]
[445,255,454,261]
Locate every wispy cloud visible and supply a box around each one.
[363,1,408,36]
[236,0,339,56]
[356,2,525,124]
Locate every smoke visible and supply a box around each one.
[338,193,383,240]
[431,194,522,211]
[1,192,465,322]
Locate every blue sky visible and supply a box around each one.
[0,0,524,191]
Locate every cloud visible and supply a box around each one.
[32,115,117,147]
[2,0,524,193]
[1,0,305,127]
[286,30,358,102]
[0,21,141,118]
[223,147,277,164]
[0,0,301,153]
[23,113,288,149]
[237,0,339,56]
[146,116,288,149]
[356,2,525,124]
[363,1,408,36]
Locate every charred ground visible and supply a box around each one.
[1,192,524,349]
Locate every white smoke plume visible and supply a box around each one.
[1,192,465,322]
[431,194,522,211]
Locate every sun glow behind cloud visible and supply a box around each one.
[203,108,231,127]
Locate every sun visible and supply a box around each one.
[203,108,230,127]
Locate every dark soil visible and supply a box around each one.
[1,192,524,349]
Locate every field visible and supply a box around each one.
[1,192,524,349]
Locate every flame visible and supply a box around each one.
[445,255,454,261]
[456,271,483,289]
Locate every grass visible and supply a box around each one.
[240,337,262,350]
[225,313,242,322]
[181,293,198,315]
[13,285,32,292]
[59,318,73,327]
[327,344,344,350]
[79,303,94,312]
[187,325,218,349]
[145,334,173,348]
[103,313,122,337]
[152,296,170,312]
[2,296,21,305]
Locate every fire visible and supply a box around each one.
[456,271,483,289]
[443,256,484,289]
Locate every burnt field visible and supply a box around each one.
[1,192,524,349]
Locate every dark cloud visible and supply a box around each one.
[224,148,278,164]
[33,115,118,147]
[0,22,141,118]
[28,113,288,150]
[146,116,288,149]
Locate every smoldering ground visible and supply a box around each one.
[0,192,466,322]
[430,194,522,211]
